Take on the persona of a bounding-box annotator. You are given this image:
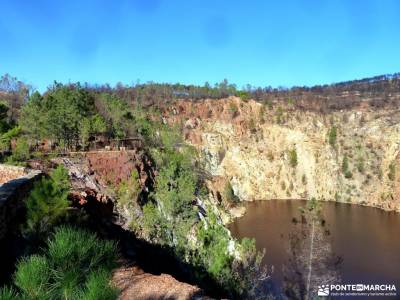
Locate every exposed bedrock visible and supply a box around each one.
[165,97,400,212]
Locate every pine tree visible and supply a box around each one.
[24,166,70,237]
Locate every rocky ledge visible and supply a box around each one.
[112,265,207,300]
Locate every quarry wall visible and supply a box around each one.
[166,97,400,212]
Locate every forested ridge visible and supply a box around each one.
[2,72,400,120]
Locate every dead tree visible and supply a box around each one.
[283,199,342,300]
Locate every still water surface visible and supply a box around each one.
[229,200,400,293]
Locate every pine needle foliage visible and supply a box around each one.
[3,226,118,300]
[24,166,70,237]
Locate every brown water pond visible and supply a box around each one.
[228,200,400,296]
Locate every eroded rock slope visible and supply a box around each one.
[165,97,400,211]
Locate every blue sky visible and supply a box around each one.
[1,0,400,91]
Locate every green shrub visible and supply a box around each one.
[0,126,21,151]
[388,162,396,181]
[197,221,232,280]
[142,202,167,241]
[356,157,365,173]
[289,148,298,168]
[24,166,70,237]
[342,155,353,178]
[195,212,265,298]
[302,174,307,185]
[146,146,198,247]
[116,170,141,208]
[14,255,50,299]
[157,124,184,150]
[0,286,21,300]
[4,136,30,165]
[223,181,240,204]
[79,270,119,300]
[47,226,117,274]
[344,170,353,179]
[0,101,10,133]
[13,138,30,161]
[4,226,118,300]
[236,91,250,101]
[342,155,349,174]
[81,114,107,148]
[235,237,265,295]
[328,126,337,147]
[153,150,197,220]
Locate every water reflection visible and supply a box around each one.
[229,200,400,298]
[281,199,341,299]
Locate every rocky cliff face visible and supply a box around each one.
[165,97,400,212]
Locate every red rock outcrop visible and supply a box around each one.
[85,150,154,187]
